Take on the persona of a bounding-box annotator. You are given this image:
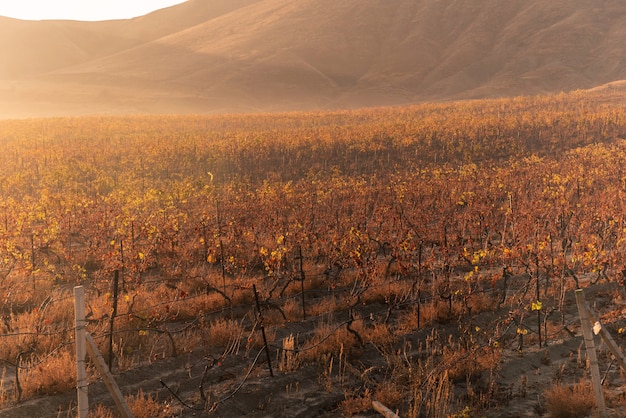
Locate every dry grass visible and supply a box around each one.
[207,318,244,350]
[445,344,501,384]
[396,306,422,334]
[408,371,454,418]
[373,381,404,411]
[0,292,73,362]
[282,297,305,321]
[89,404,115,418]
[394,298,465,334]
[410,369,453,418]
[362,276,412,305]
[89,389,173,418]
[362,322,398,347]
[0,368,9,408]
[306,296,341,317]
[20,349,76,397]
[127,388,173,418]
[467,292,497,315]
[297,322,358,364]
[339,388,372,416]
[544,381,596,418]
[169,292,229,320]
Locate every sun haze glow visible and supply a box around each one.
[0,0,188,21]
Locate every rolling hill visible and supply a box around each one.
[0,0,625,118]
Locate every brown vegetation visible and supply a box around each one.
[0,90,625,416]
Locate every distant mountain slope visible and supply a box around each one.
[0,0,260,79]
[1,0,625,117]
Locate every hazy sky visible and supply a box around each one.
[0,0,187,21]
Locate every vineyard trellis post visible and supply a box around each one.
[85,333,134,418]
[74,285,134,418]
[585,304,626,373]
[30,233,36,296]
[108,270,120,371]
[119,239,125,293]
[216,200,227,297]
[575,289,607,417]
[535,255,542,348]
[253,284,274,377]
[297,246,306,320]
[74,285,89,418]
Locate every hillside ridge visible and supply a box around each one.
[1,0,625,117]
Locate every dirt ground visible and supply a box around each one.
[2,278,626,418]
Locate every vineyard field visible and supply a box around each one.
[1,89,626,417]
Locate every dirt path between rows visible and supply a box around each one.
[3,280,626,417]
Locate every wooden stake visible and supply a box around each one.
[86,333,134,418]
[585,305,626,373]
[216,200,227,296]
[108,270,119,371]
[575,289,607,417]
[253,284,274,377]
[297,246,306,320]
[74,285,89,418]
[372,400,401,418]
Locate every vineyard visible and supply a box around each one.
[1,89,626,417]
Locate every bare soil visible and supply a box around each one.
[2,276,626,417]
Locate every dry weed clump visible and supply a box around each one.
[0,368,10,407]
[261,306,288,326]
[467,292,497,315]
[444,344,501,384]
[36,293,75,327]
[361,275,412,305]
[168,292,226,320]
[396,306,422,334]
[409,369,454,418]
[91,389,173,418]
[0,315,40,361]
[20,349,76,397]
[229,282,255,306]
[306,296,340,317]
[339,388,372,416]
[90,404,116,418]
[281,297,304,321]
[363,322,397,347]
[208,318,244,350]
[297,321,359,364]
[373,380,404,411]
[0,300,72,361]
[127,388,173,418]
[544,381,595,418]
[174,326,209,355]
[397,298,463,331]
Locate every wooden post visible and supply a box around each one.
[31,233,36,296]
[585,305,626,373]
[108,270,120,371]
[575,289,607,417]
[86,333,134,418]
[535,267,542,348]
[253,284,274,377]
[297,246,306,320]
[119,239,125,292]
[216,200,227,296]
[372,400,401,418]
[74,286,89,418]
